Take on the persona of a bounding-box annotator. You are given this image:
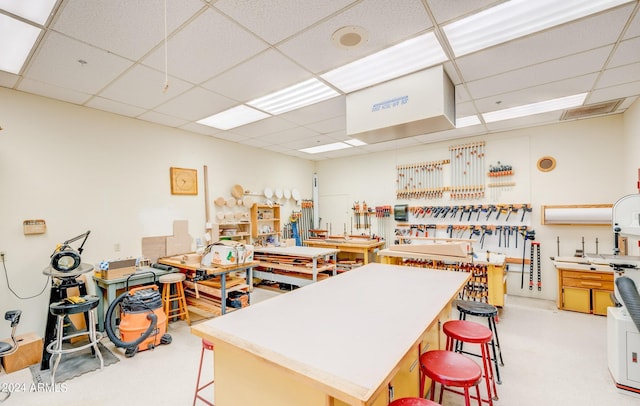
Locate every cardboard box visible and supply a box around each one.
[1,333,43,373]
[95,258,137,280]
[208,244,254,266]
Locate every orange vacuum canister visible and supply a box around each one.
[105,280,172,358]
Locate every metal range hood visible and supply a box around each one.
[346,65,455,144]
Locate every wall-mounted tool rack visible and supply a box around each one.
[396,159,450,199]
[450,141,485,200]
[392,202,533,262]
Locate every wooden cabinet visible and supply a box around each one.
[556,267,614,315]
[251,204,281,243]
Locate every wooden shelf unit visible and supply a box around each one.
[251,204,281,242]
[218,221,251,243]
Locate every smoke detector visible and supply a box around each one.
[332,26,368,49]
[561,99,623,120]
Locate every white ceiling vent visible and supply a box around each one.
[561,99,623,121]
[346,65,455,144]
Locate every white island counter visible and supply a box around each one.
[191,262,470,405]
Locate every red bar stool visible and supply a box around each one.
[443,320,497,405]
[420,350,482,406]
[389,398,441,405]
[193,339,214,406]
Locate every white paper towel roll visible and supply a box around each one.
[543,206,612,224]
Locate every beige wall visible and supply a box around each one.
[0,88,314,337]
[1,85,638,337]
[316,111,632,302]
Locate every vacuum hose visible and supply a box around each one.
[616,276,640,333]
[105,291,158,350]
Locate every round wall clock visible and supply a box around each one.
[170,167,198,195]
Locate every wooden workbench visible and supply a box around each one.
[157,256,258,315]
[304,239,385,264]
[377,248,507,307]
[253,245,338,287]
[191,263,470,405]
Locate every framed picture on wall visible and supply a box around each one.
[170,167,198,195]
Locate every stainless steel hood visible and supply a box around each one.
[346,65,455,144]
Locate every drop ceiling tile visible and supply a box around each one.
[255,126,320,144]
[213,0,355,45]
[23,31,133,94]
[608,36,640,68]
[425,0,502,24]
[277,0,433,73]
[466,46,613,100]
[180,122,223,137]
[623,8,640,39]
[211,132,253,143]
[99,64,193,110]
[85,96,147,117]
[0,71,19,87]
[455,4,634,82]
[484,111,563,132]
[52,0,205,60]
[360,137,421,152]
[17,77,91,104]
[142,8,269,85]
[153,86,236,121]
[456,101,479,117]
[202,50,312,102]
[473,74,598,113]
[305,116,345,134]
[286,134,340,150]
[228,116,298,138]
[137,110,189,127]
[589,80,640,104]
[279,96,346,125]
[238,137,272,148]
[597,62,640,88]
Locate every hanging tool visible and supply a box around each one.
[529,241,541,291]
[557,236,560,257]
[520,230,536,289]
[520,204,532,222]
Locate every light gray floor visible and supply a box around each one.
[2,291,639,405]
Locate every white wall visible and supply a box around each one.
[0,88,315,337]
[316,113,628,302]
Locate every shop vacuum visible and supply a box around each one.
[105,272,171,357]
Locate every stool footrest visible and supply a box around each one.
[46,332,103,354]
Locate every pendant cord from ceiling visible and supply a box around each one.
[162,0,169,93]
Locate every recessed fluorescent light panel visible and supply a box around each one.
[456,115,481,128]
[300,142,351,154]
[0,0,58,25]
[197,105,271,130]
[0,14,42,74]
[247,78,339,115]
[482,93,587,123]
[321,32,448,93]
[443,0,633,57]
[345,139,366,146]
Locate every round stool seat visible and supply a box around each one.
[49,295,99,316]
[456,300,498,317]
[389,397,441,405]
[421,350,482,388]
[444,320,492,344]
[159,272,186,284]
[0,342,12,353]
[202,339,214,351]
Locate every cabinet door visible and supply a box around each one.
[563,287,591,313]
[593,289,614,316]
[389,347,420,401]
